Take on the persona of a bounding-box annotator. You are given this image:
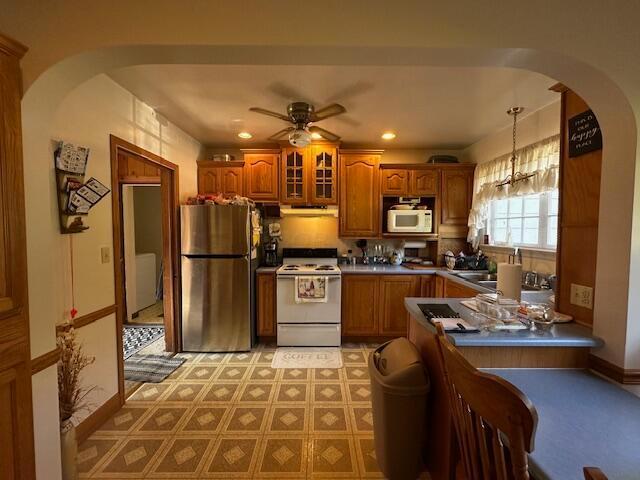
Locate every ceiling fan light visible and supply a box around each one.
[238,131,252,139]
[381,132,396,140]
[289,128,312,147]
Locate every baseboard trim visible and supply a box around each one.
[76,392,122,443]
[31,347,61,375]
[589,354,640,385]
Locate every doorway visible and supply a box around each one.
[110,135,181,402]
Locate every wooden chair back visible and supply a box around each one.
[435,324,538,479]
[583,467,608,479]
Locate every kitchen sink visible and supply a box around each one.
[454,273,543,292]
[453,272,497,282]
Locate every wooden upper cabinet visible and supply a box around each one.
[411,169,439,196]
[220,167,243,196]
[339,150,382,237]
[342,275,380,335]
[378,275,419,335]
[281,147,308,204]
[380,169,410,195]
[198,165,220,194]
[243,150,279,201]
[197,161,245,196]
[380,166,439,196]
[310,145,338,204]
[441,167,474,225]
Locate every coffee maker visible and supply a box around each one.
[264,222,281,266]
[264,239,278,266]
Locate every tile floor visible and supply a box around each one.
[78,343,393,479]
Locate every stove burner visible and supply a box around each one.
[315,265,335,271]
[283,265,299,270]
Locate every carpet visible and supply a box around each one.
[124,354,185,383]
[123,325,164,359]
[271,347,343,369]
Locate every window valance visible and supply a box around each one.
[468,134,560,247]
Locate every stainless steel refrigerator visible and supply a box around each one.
[180,204,257,352]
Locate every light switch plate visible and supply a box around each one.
[100,246,111,264]
[570,283,593,309]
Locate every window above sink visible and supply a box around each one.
[487,190,558,250]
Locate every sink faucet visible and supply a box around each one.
[524,271,539,287]
[509,247,522,265]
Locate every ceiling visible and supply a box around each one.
[107,65,558,149]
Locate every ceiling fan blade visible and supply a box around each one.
[268,127,294,141]
[249,107,291,122]
[311,103,347,122]
[308,126,341,142]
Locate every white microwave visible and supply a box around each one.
[387,209,433,233]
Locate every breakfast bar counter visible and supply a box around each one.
[405,297,606,480]
[405,297,603,349]
[487,368,640,480]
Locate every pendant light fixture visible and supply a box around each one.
[496,107,537,188]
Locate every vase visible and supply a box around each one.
[60,418,78,480]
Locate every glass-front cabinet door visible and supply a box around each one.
[281,148,307,204]
[310,145,338,204]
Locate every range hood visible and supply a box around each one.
[279,205,338,217]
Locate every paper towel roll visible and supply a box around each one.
[497,263,522,302]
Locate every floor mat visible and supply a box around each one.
[271,347,343,368]
[123,325,164,359]
[124,354,185,383]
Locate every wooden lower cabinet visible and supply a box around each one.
[257,272,276,337]
[443,278,479,298]
[420,275,435,296]
[379,276,420,335]
[342,275,380,335]
[342,274,420,337]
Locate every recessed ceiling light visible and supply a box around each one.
[238,131,252,139]
[311,132,323,140]
[381,132,396,140]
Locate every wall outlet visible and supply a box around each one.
[570,283,593,309]
[100,246,111,264]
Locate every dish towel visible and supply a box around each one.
[295,276,328,303]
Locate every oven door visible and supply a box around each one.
[276,275,342,324]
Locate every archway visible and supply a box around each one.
[22,45,638,370]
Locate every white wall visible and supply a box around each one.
[22,74,202,478]
[133,186,163,275]
[464,101,560,165]
[122,186,137,321]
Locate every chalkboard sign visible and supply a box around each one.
[568,109,602,157]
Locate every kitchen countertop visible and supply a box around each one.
[256,266,280,273]
[405,297,603,348]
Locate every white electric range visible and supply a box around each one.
[276,248,342,346]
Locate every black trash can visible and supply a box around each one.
[368,337,430,480]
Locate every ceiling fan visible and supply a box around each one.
[249,101,346,147]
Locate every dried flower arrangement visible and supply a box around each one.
[57,325,96,422]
